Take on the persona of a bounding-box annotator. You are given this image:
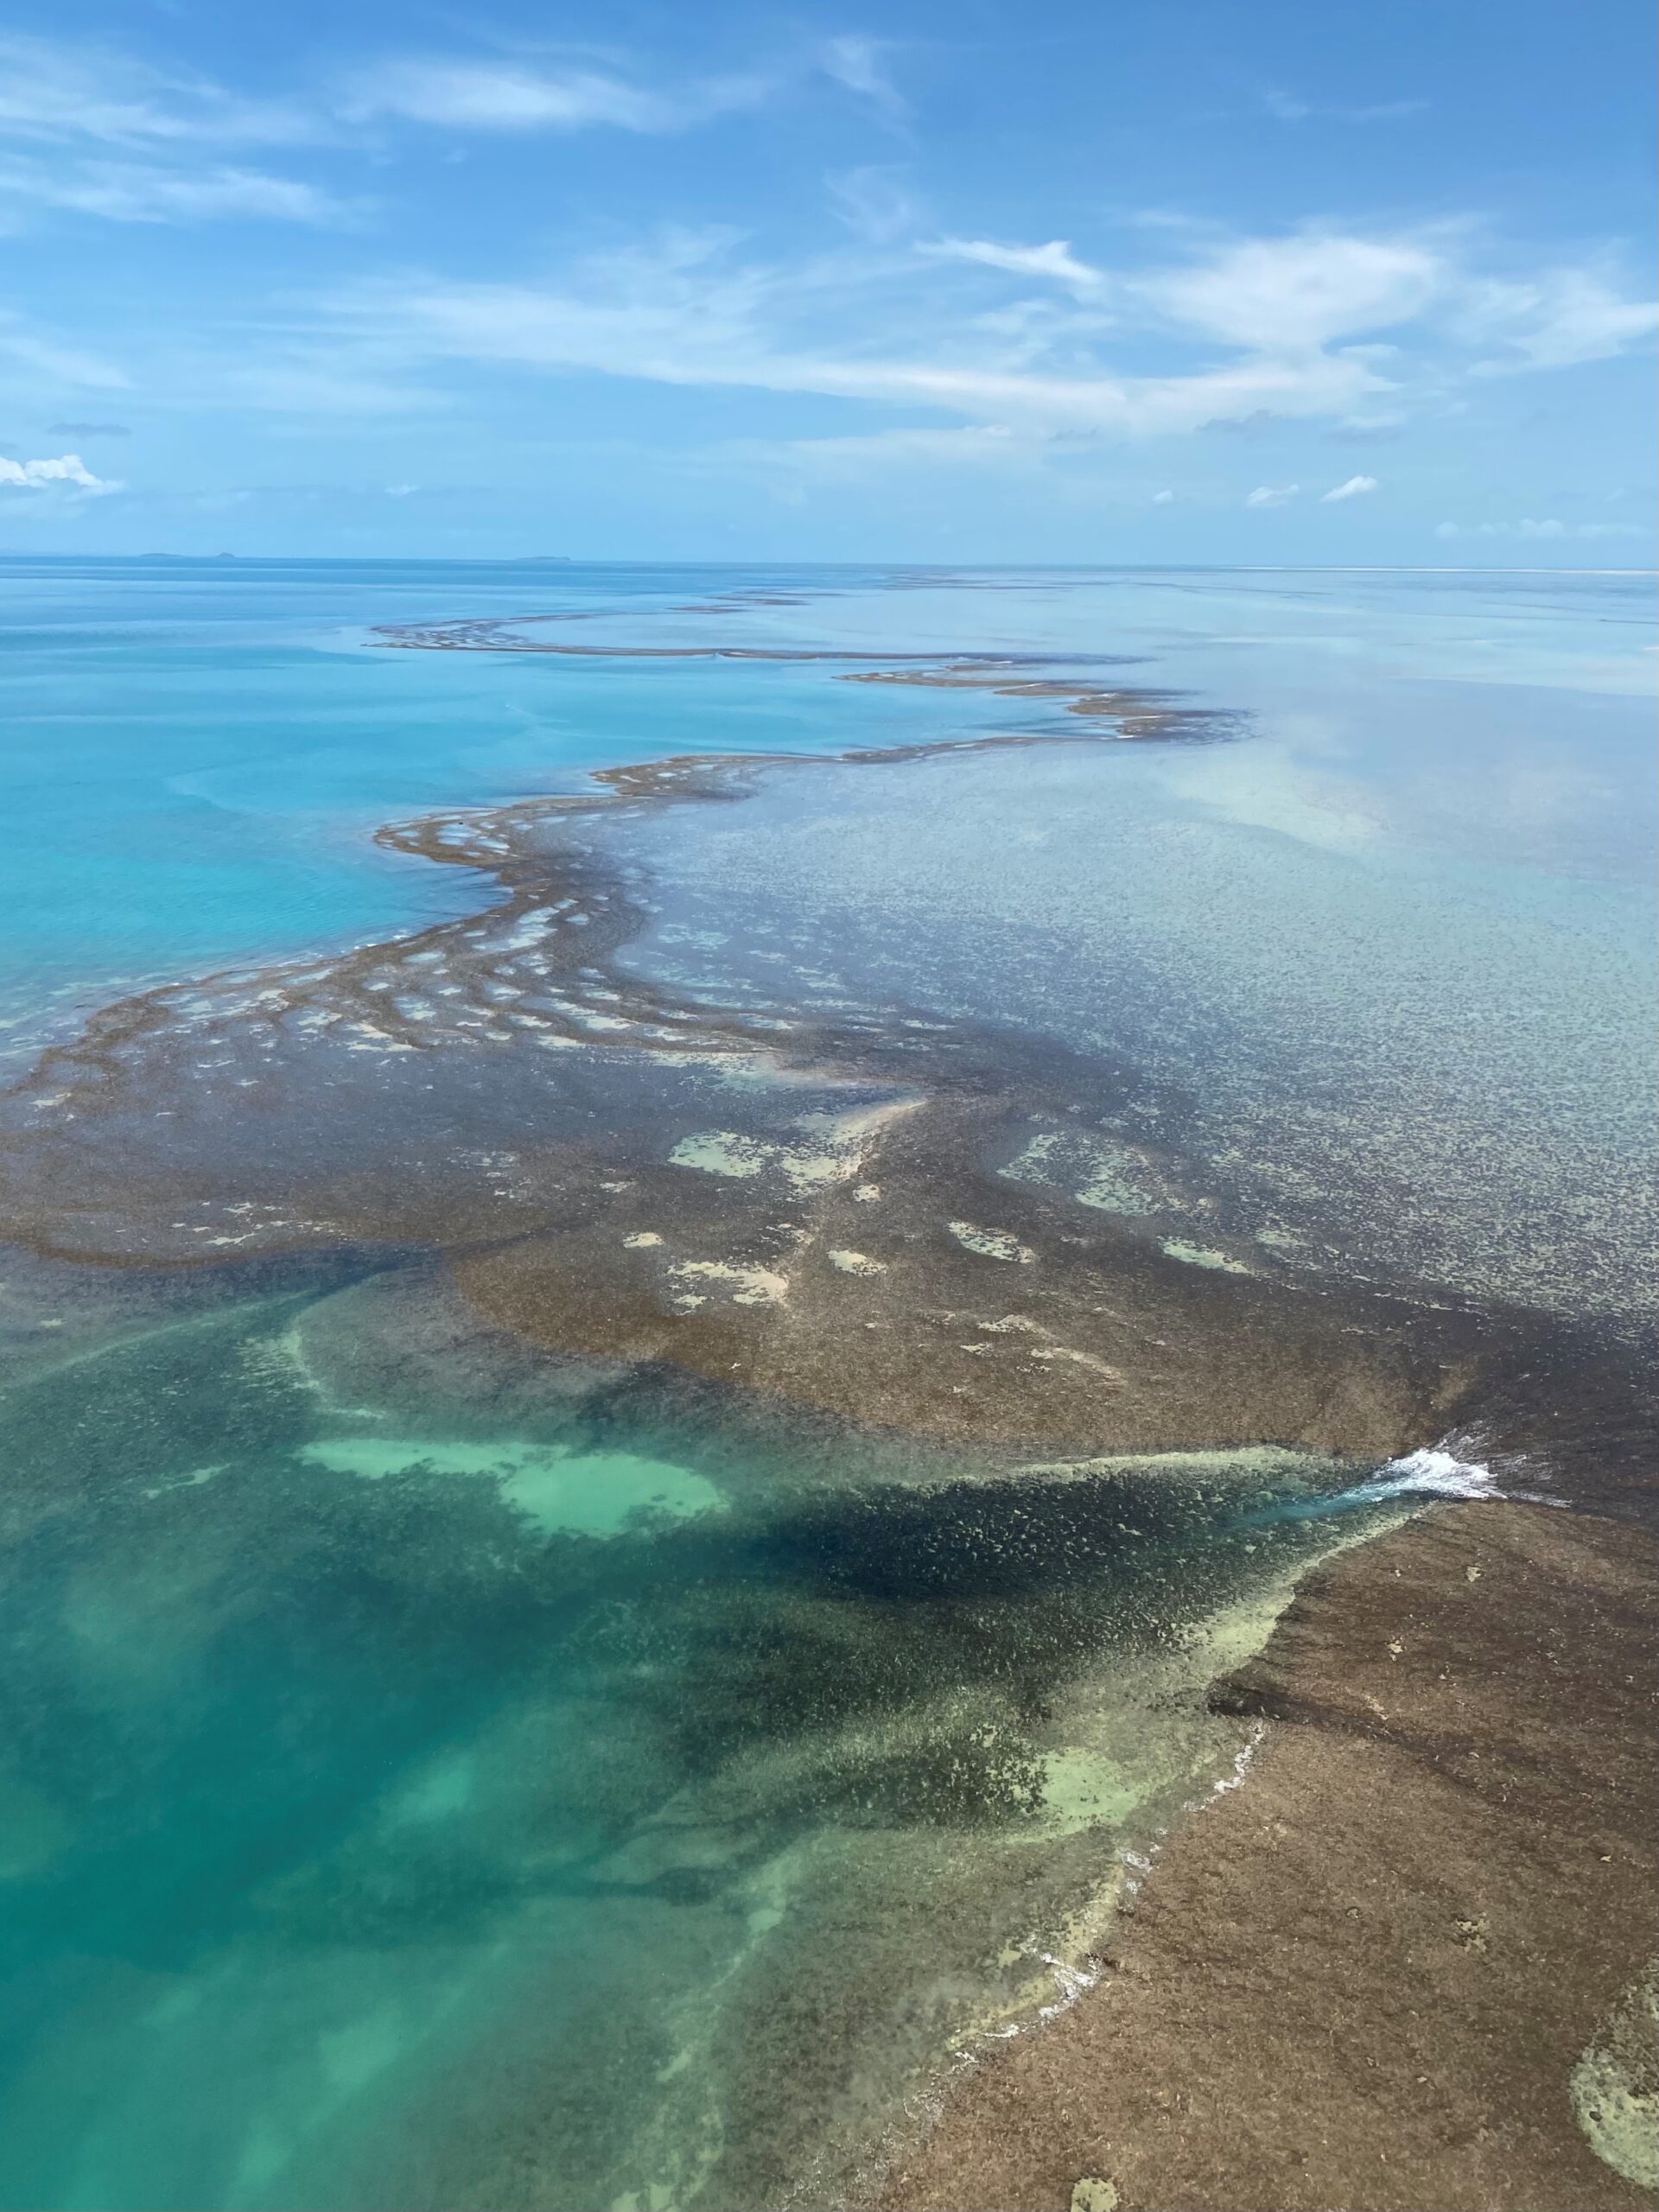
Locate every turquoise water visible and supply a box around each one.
[3,558,1651,1067]
[0,557,1025,1066]
[0,1266,1378,2211]
[0,560,1653,2208]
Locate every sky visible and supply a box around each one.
[1,0,1655,563]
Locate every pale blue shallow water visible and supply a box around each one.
[0,559,1653,2209]
[3,558,1651,1068]
[607,677,1656,1325]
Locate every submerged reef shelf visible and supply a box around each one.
[369,606,1237,744]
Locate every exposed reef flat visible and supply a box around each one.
[0,737,1598,1475]
[836,663,1225,740]
[873,1500,1659,2212]
[370,617,1236,742]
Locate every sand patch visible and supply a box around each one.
[1004,1130,1167,1217]
[1571,1967,1659,2190]
[298,1438,724,1536]
[671,1100,918,1196]
[1034,1749,1146,1837]
[948,1223,1035,1265]
[1160,1238,1251,1274]
[667,1259,790,1309]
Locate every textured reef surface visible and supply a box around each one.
[877,1502,1659,2212]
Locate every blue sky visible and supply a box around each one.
[1,0,1654,562]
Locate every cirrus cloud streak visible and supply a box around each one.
[295,219,1656,467]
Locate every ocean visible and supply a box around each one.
[0,559,1652,2209]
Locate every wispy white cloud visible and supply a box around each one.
[1246,483,1299,506]
[0,24,905,168]
[0,34,312,148]
[0,22,912,161]
[0,314,130,390]
[0,34,345,232]
[338,35,903,137]
[1152,488,1174,503]
[336,56,768,135]
[273,213,1656,462]
[921,237,1106,294]
[826,166,922,243]
[0,29,908,237]
[817,35,906,118]
[0,156,353,226]
[1320,473,1378,501]
[1458,266,1659,370]
[105,200,1653,485]
[1137,232,1442,349]
[320,222,1413,440]
[921,231,1455,354]
[0,450,120,493]
[1264,88,1428,124]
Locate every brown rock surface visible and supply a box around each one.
[875,1502,1659,2212]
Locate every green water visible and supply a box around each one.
[0,1264,1365,2210]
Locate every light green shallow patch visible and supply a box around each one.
[1033,1747,1147,1835]
[1002,1130,1166,1217]
[1570,1967,1659,2190]
[298,1438,725,1536]
[1160,1238,1252,1274]
[1016,1444,1344,1487]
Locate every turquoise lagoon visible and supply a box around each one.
[0,560,1653,2208]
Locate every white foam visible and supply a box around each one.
[1353,1446,1502,1503]
[494,908,556,951]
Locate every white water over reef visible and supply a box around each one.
[1354,1446,1503,1501]
[1240,1443,1510,1533]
